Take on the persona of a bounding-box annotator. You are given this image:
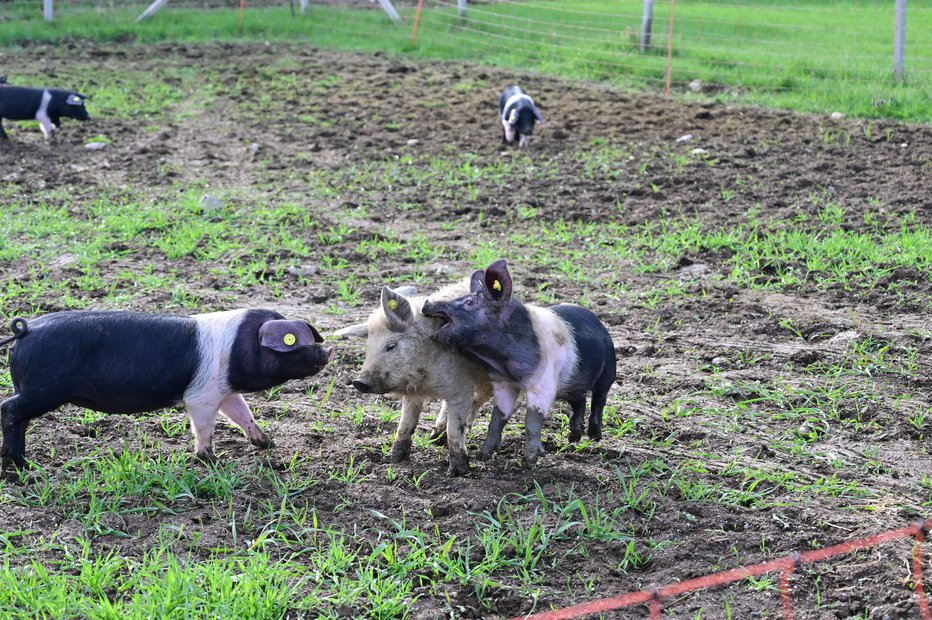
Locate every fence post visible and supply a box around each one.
[43,0,53,22]
[458,0,467,18]
[300,0,308,13]
[376,0,401,22]
[894,0,907,81]
[640,0,654,53]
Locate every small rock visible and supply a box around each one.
[286,265,318,278]
[248,143,260,155]
[199,195,224,212]
[406,139,419,146]
[688,79,702,92]
[826,330,860,348]
[711,356,731,368]
[675,134,694,143]
[691,148,709,155]
[50,254,78,268]
[830,112,846,120]
[85,142,108,151]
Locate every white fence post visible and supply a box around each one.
[376,0,401,22]
[136,0,171,22]
[43,0,53,22]
[457,0,466,18]
[300,0,308,14]
[894,0,907,81]
[640,0,654,53]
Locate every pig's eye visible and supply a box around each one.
[464,297,477,309]
[385,342,397,352]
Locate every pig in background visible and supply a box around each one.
[422,260,616,465]
[335,283,492,476]
[0,83,90,140]
[0,309,332,473]
[499,85,543,149]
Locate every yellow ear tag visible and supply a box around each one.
[509,110,518,123]
[493,280,502,292]
[388,299,398,311]
[283,333,296,346]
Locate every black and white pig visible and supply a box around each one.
[499,85,543,149]
[0,86,90,140]
[422,260,616,464]
[0,309,332,472]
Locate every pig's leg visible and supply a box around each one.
[0,119,7,139]
[567,398,587,443]
[588,367,614,441]
[429,402,448,445]
[444,392,474,476]
[479,383,520,461]
[391,397,423,463]
[1,394,58,471]
[36,112,54,141]
[185,400,219,462]
[524,383,559,464]
[218,393,272,449]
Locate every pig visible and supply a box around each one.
[422,260,616,465]
[0,309,332,472]
[499,85,543,149]
[0,86,90,140]
[335,283,492,476]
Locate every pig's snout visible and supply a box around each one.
[352,379,374,393]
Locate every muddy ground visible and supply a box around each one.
[1,41,931,619]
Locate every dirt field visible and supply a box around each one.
[1,41,931,619]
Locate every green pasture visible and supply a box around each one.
[0,0,929,120]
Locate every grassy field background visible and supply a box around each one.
[0,0,929,121]
[0,3,930,618]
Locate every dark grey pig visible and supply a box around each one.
[422,260,616,464]
[0,309,332,471]
[499,85,543,148]
[0,86,90,140]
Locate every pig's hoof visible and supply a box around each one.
[428,429,447,446]
[389,440,412,463]
[568,428,583,443]
[195,448,218,464]
[251,434,274,450]
[587,425,602,441]
[524,445,546,464]
[448,453,470,477]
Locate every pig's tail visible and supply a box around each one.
[0,317,27,348]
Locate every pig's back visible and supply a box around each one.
[0,86,44,120]
[10,311,200,414]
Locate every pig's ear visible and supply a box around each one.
[381,286,413,331]
[469,269,486,294]
[334,322,369,339]
[259,320,319,352]
[484,260,512,302]
[392,285,418,298]
[304,321,325,343]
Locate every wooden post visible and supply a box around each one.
[136,0,171,22]
[43,0,53,22]
[457,0,466,18]
[411,0,423,40]
[894,0,907,81]
[300,0,308,14]
[376,0,401,22]
[640,0,654,53]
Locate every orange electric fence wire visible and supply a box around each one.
[512,519,932,620]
